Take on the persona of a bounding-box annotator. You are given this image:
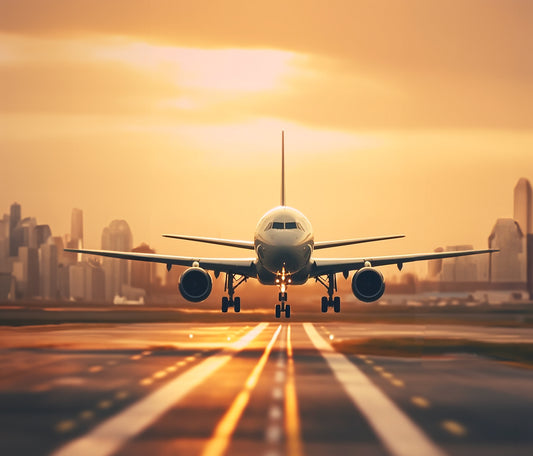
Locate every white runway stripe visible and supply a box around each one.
[303,323,446,456]
[52,323,268,456]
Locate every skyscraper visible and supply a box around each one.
[131,243,156,295]
[488,218,526,283]
[71,208,83,246]
[514,178,532,235]
[40,241,58,299]
[9,202,21,257]
[101,220,132,301]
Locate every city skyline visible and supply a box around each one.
[1,1,532,268]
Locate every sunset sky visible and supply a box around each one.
[1,1,532,277]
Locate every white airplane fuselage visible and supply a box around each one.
[254,206,314,285]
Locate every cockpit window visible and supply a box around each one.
[285,222,297,229]
[272,222,284,229]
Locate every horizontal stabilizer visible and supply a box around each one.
[162,234,255,250]
[314,234,405,250]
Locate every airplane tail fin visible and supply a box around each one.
[281,130,285,206]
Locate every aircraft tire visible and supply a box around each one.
[333,297,340,313]
[275,304,281,318]
[321,297,328,313]
[234,297,241,313]
[222,297,229,313]
[285,304,291,318]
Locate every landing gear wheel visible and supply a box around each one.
[275,304,281,318]
[333,296,341,313]
[234,297,241,313]
[285,304,291,318]
[321,296,328,313]
[222,297,229,313]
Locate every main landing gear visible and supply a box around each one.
[275,266,291,318]
[222,273,246,313]
[316,273,341,313]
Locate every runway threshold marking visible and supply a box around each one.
[285,324,303,456]
[51,323,268,456]
[303,323,447,456]
[200,324,282,456]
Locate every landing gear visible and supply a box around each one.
[275,298,291,319]
[221,273,246,313]
[317,273,341,313]
[275,266,291,318]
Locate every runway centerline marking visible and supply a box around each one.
[285,324,303,456]
[200,324,282,456]
[303,323,447,456]
[51,323,268,456]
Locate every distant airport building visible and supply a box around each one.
[101,220,132,301]
[514,178,532,235]
[488,218,526,283]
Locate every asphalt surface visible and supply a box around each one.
[0,322,532,456]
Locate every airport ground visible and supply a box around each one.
[0,301,532,456]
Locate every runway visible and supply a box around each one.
[0,322,532,456]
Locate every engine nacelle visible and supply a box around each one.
[351,267,385,302]
[178,267,212,302]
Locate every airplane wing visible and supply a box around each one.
[162,234,255,250]
[311,249,497,276]
[314,234,405,249]
[64,248,257,277]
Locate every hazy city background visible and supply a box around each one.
[1,177,532,306]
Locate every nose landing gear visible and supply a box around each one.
[275,267,291,318]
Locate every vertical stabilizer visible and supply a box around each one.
[281,131,285,206]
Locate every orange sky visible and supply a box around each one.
[1,0,532,277]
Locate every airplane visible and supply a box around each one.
[65,132,496,318]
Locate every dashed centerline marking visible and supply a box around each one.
[303,323,446,456]
[441,420,467,436]
[200,325,282,456]
[53,323,269,456]
[411,396,430,408]
[285,324,303,456]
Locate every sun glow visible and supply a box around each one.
[94,42,300,93]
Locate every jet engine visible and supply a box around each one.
[178,267,212,302]
[351,267,385,302]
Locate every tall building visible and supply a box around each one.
[0,214,9,273]
[131,243,156,295]
[440,245,478,282]
[9,202,21,256]
[40,241,58,299]
[35,225,52,247]
[13,246,39,298]
[514,178,533,235]
[101,220,132,301]
[488,218,526,283]
[71,208,83,246]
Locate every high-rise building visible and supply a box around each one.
[71,208,83,246]
[131,243,156,295]
[514,178,533,235]
[35,225,52,247]
[488,218,526,283]
[40,241,58,299]
[440,245,478,282]
[101,220,132,301]
[427,247,444,279]
[14,246,39,298]
[9,202,21,256]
